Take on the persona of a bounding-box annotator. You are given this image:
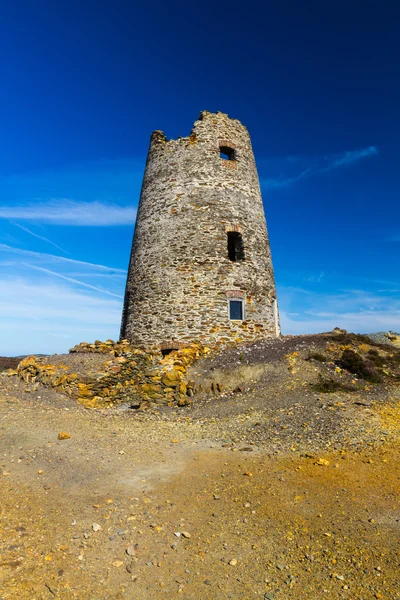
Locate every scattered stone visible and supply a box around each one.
[315,458,330,467]
[112,560,124,568]
[92,523,101,532]
[16,342,215,409]
[181,531,191,539]
[228,558,238,566]
[57,432,70,440]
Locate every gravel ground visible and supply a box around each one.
[0,333,399,599]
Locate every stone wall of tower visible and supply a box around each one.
[121,111,280,348]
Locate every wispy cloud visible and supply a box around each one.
[25,264,124,299]
[0,277,122,355]
[278,285,400,335]
[328,146,378,169]
[261,145,378,190]
[261,168,313,190]
[11,222,68,253]
[306,272,324,283]
[0,200,137,226]
[0,243,126,272]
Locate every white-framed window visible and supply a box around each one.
[228,299,244,321]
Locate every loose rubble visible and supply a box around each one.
[13,339,226,409]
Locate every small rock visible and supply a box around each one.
[228,558,238,566]
[92,523,101,532]
[57,432,71,440]
[181,531,191,539]
[126,546,136,556]
[112,560,124,568]
[315,458,330,467]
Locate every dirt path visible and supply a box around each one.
[1,373,399,600]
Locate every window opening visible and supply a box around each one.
[229,299,244,320]
[220,146,236,160]
[227,231,245,261]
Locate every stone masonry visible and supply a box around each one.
[121,111,280,348]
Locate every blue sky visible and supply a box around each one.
[0,0,399,355]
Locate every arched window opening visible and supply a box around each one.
[220,146,236,161]
[227,231,245,261]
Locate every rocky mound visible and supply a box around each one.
[7,331,400,414]
[12,340,217,409]
[366,330,400,347]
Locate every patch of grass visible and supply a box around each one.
[306,352,328,363]
[0,357,20,372]
[367,349,386,367]
[338,349,383,383]
[311,374,355,393]
[388,351,400,365]
[333,333,375,346]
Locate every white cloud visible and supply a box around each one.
[306,272,324,283]
[280,309,400,335]
[0,277,122,355]
[0,243,126,272]
[329,146,378,168]
[11,222,68,253]
[278,286,400,335]
[0,200,137,226]
[261,167,313,189]
[25,264,124,298]
[261,146,378,190]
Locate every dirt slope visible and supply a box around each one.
[0,333,399,600]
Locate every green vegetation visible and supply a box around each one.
[338,349,383,383]
[311,374,355,393]
[306,352,328,363]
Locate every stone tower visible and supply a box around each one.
[121,111,280,349]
